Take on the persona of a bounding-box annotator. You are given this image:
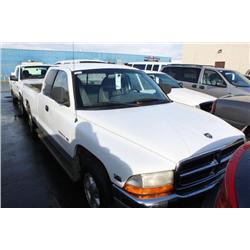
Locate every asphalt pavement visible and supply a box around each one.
[1,84,88,208]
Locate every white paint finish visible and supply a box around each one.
[168,88,216,107]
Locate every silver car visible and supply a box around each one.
[162,64,250,97]
[211,95,250,139]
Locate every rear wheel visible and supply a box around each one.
[27,111,37,135]
[18,97,25,117]
[80,154,112,208]
[11,90,18,105]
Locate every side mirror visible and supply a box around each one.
[159,83,172,95]
[10,74,17,81]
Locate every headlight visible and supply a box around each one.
[124,171,174,199]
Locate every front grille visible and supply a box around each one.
[175,139,244,195]
[199,101,213,112]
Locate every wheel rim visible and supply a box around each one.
[83,173,101,208]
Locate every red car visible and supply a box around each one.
[216,142,250,208]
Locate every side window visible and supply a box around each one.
[133,64,146,70]
[43,69,58,96]
[163,67,183,81]
[146,64,152,70]
[152,65,159,71]
[15,67,20,80]
[182,68,201,83]
[50,71,70,106]
[202,69,226,87]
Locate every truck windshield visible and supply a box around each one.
[73,69,170,109]
[220,70,250,88]
[21,66,50,80]
[147,73,181,88]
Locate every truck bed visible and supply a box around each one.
[24,83,43,93]
[23,83,42,120]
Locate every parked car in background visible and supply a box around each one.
[245,69,250,80]
[216,142,250,208]
[127,61,171,72]
[145,71,216,111]
[22,63,245,208]
[211,95,250,139]
[162,64,250,97]
[9,62,50,114]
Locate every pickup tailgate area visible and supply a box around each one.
[23,83,42,119]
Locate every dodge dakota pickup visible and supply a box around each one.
[9,61,50,115]
[22,63,245,208]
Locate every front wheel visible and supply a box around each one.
[81,158,112,208]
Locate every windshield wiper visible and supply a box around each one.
[83,102,138,109]
[129,98,169,105]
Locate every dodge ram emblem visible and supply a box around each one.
[204,133,213,139]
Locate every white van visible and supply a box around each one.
[127,61,171,72]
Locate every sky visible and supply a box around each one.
[1,43,183,59]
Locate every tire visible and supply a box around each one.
[17,96,25,117]
[80,154,112,208]
[11,90,18,105]
[27,111,37,135]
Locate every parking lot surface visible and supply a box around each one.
[1,85,88,208]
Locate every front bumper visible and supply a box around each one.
[112,175,223,208]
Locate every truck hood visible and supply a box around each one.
[77,102,244,164]
[168,88,216,107]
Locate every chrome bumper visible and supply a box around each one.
[112,176,223,208]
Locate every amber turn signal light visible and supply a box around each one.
[124,183,174,199]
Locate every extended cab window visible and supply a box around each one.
[202,69,226,87]
[50,71,70,106]
[43,69,58,96]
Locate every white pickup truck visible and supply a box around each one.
[22,63,245,208]
[9,62,50,114]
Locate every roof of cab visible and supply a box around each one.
[52,63,137,71]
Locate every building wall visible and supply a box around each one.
[182,43,250,74]
[0,48,171,81]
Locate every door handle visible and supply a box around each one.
[45,105,49,112]
[199,85,205,89]
[192,84,197,88]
